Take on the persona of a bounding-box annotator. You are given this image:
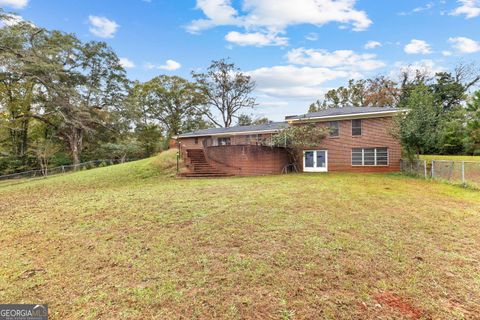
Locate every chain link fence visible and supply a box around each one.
[400,159,428,178]
[0,159,137,182]
[431,160,480,188]
[401,158,480,188]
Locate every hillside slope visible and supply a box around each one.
[1,150,479,319]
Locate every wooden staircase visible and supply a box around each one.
[181,149,232,178]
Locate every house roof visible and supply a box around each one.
[176,122,288,138]
[285,106,404,121]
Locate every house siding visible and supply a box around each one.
[296,116,401,173]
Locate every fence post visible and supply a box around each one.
[176,151,179,173]
[431,160,435,179]
[461,161,465,184]
[423,160,427,179]
[449,161,454,180]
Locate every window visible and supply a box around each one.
[376,148,388,165]
[246,134,260,144]
[194,137,199,144]
[352,148,363,166]
[351,147,389,166]
[352,119,362,136]
[328,121,339,137]
[218,137,231,146]
[363,148,375,165]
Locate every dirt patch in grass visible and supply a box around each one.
[374,292,424,319]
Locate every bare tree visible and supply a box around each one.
[192,59,256,128]
[32,137,60,176]
[454,61,480,90]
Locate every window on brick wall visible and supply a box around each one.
[376,148,388,165]
[328,121,339,137]
[218,137,231,146]
[352,119,362,136]
[246,134,260,144]
[351,147,389,166]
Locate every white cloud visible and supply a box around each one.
[245,46,385,100]
[442,50,452,56]
[88,15,119,38]
[450,0,480,18]
[286,48,385,71]
[399,2,434,15]
[187,0,238,33]
[449,36,480,53]
[413,2,434,12]
[187,0,372,46]
[364,40,381,49]
[159,59,181,70]
[404,39,432,54]
[0,0,28,9]
[145,60,182,71]
[119,57,135,69]
[248,65,358,99]
[225,31,288,46]
[305,32,319,41]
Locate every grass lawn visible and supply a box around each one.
[1,150,479,319]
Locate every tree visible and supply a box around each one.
[180,114,213,135]
[432,72,467,110]
[135,124,163,156]
[394,84,442,156]
[192,59,256,127]
[0,19,129,165]
[237,114,254,126]
[464,90,480,155]
[265,124,328,166]
[439,107,467,154]
[98,141,144,162]
[32,137,60,176]
[0,80,35,159]
[128,75,203,139]
[252,117,270,125]
[54,41,129,165]
[309,78,400,111]
[236,114,271,126]
[364,76,401,107]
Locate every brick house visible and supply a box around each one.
[176,107,404,177]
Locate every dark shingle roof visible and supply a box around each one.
[285,106,402,121]
[177,122,288,138]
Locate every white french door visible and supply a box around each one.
[303,150,328,172]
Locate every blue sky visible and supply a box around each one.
[2,0,480,120]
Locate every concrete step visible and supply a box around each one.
[183,173,233,178]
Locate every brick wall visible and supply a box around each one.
[204,145,290,176]
[296,116,401,173]
[177,137,205,150]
